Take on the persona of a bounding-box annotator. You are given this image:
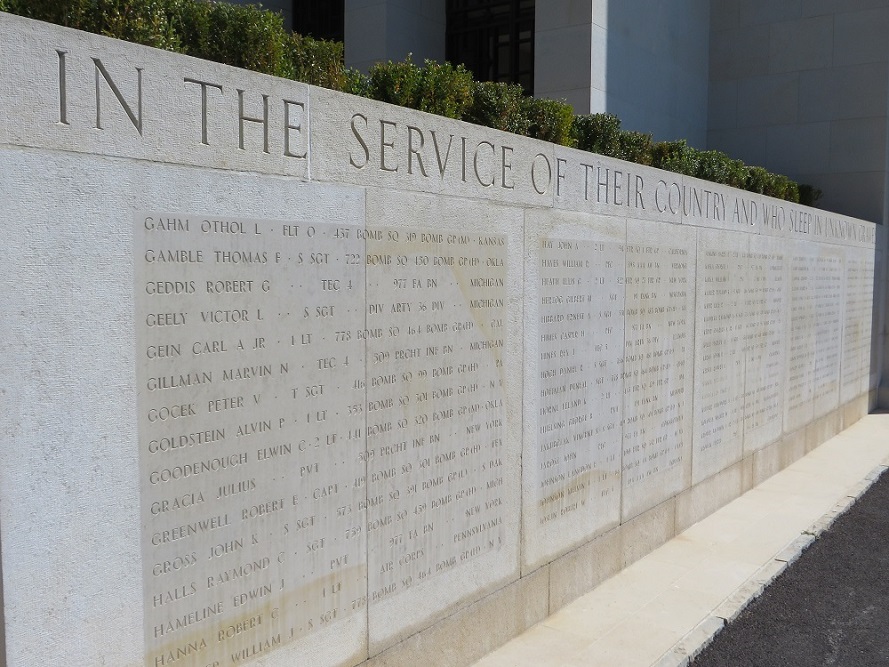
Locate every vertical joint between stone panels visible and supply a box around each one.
[0,517,6,667]
[362,200,371,660]
[519,209,528,578]
[688,227,701,498]
[883,67,889,226]
[305,88,313,182]
[620,221,630,523]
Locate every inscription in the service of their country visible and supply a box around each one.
[137,214,508,666]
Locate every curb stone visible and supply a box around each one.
[650,465,889,667]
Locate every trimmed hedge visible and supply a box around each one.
[2,0,347,87]
[695,150,747,189]
[523,96,574,146]
[570,112,813,203]
[1,0,821,205]
[360,57,473,119]
[465,81,531,135]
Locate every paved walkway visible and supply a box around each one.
[471,413,889,667]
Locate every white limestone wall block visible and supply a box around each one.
[521,208,625,572]
[742,233,787,453]
[783,239,818,433]
[874,225,888,397]
[691,228,747,484]
[812,244,845,417]
[764,123,832,176]
[136,212,372,667]
[797,62,889,124]
[0,147,367,667]
[828,118,889,174]
[0,12,310,178]
[767,15,834,74]
[832,7,889,67]
[360,189,524,654]
[620,219,695,522]
[739,0,803,28]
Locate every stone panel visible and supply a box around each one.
[742,234,787,452]
[784,241,818,431]
[841,249,875,401]
[828,118,889,173]
[522,210,625,570]
[361,191,523,653]
[0,145,366,667]
[621,220,695,521]
[692,229,746,483]
[767,15,833,74]
[813,245,845,417]
[363,227,508,639]
[136,214,369,667]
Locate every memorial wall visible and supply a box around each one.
[0,13,880,667]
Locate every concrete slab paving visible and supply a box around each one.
[471,413,889,667]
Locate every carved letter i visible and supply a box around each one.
[57,50,69,125]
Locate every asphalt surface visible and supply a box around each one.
[691,468,889,667]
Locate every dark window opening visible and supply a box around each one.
[293,0,344,42]
[446,0,535,94]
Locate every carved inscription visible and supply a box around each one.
[741,240,785,451]
[785,247,817,430]
[621,228,693,518]
[813,249,843,416]
[536,237,622,529]
[361,229,507,604]
[137,215,367,667]
[692,236,744,480]
[841,253,875,401]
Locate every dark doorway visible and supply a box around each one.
[293,0,345,41]
[446,0,535,94]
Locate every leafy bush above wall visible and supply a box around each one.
[0,0,820,205]
[358,57,474,120]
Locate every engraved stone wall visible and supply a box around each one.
[0,13,880,667]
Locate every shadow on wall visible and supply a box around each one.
[605,0,710,146]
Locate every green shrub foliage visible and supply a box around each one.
[570,114,652,162]
[651,140,700,176]
[465,81,530,134]
[571,113,622,156]
[616,131,653,165]
[287,32,347,91]
[799,184,823,206]
[744,166,771,195]
[3,0,346,87]
[1,0,814,203]
[523,96,574,145]
[695,150,747,189]
[366,57,473,119]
